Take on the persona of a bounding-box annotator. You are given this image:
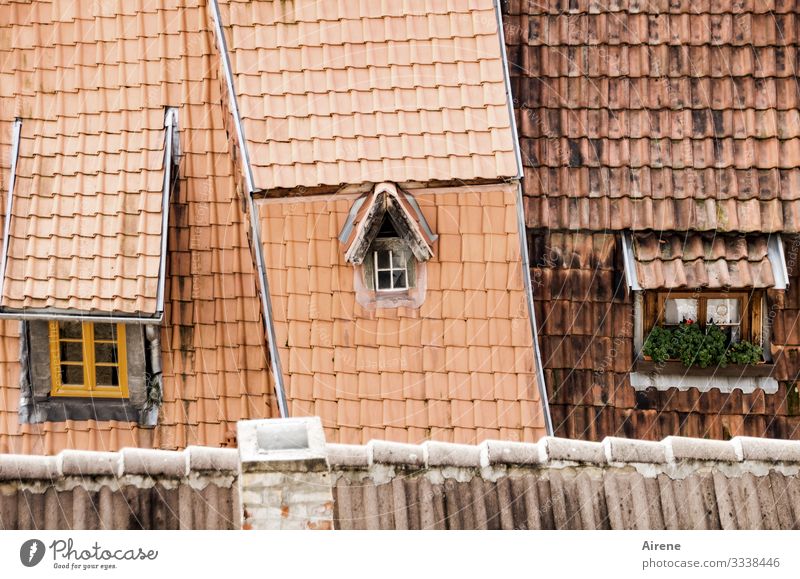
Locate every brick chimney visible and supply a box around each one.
[237,417,334,530]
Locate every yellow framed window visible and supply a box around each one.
[48,321,129,398]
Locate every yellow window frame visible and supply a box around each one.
[48,321,129,398]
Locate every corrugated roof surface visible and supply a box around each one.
[0,0,279,454]
[505,0,800,232]
[218,0,519,189]
[331,436,800,530]
[633,232,776,289]
[258,184,546,444]
[0,0,169,314]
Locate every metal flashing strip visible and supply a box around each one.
[208,0,255,194]
[400,189,438,243]
[514,181,553,436]
[0,310,163,323]
[620,231,642,291]
[0,118,22,309]
[155,107,179,316]
[338,193,368,243]
[209,0,288,418]
[767,234,790,290]
[493,0,524,179]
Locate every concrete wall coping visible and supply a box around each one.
[0,447,239,481]
[2,435,800,480]
[327,436,800,470]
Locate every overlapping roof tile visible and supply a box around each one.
[0,1,171,314]
[258,184,546,444]
[506,0,800,232]
[218,0,519,190]
[632,232,776,289]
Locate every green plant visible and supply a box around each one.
[645,321,765,368]
[672,322,727,368]
[642,325,676,363]
[724,340,763,365]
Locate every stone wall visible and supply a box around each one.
[2,418,800,530]
[0,447,239,530]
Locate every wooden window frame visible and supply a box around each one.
[364,238,416,292]
[643,290,764,345]
[48,321,129,398]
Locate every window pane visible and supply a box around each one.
[376,250,390,269]
[58,321,82,339]
[706,299,741,325]
[664,298,698,324]
[94,324,117,341]
[393,270,407,289]
[392,250,407,267]
[61,364,84,386]
[377,271,392,289]
[95,365,119,387]
[59,342,83,362]
[95,342,119,363]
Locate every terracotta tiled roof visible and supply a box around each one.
[0,2,171,314]
[218,0,519,190]
[0,1,279,454]
[505,0,800,232]
[258,184,546,445]
[632,232,777,289]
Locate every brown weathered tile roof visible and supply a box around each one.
[632,232,776,289]
[218,0,519,190]
[0,2,170,314]
[505,0,800,232]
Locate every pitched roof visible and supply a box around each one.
[340,183,437,264]
[506,1,800,232]
[0,3,172,315]
[629,232,782,290]
[218,0,519,190]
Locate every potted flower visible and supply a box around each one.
[642,320,764,368]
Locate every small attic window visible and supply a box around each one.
[366,218,415,292]
[340,183,436,309]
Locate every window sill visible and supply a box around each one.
[635,360,775,377]
[20,397,148,425]
[630,360,778,394]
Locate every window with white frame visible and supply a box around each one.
[373,246,409,291]
[364,218,416,293]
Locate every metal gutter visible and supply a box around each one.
[0,311,163,323]
[155,107,179,316]
[209,0,289,418]
[492,0,524,180]
[0,118,22,308]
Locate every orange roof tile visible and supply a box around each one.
[0,2,171,315]
[258,183,546,444]
[218,0,519,189]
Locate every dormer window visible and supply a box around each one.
[339,182,436,309]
